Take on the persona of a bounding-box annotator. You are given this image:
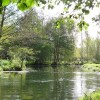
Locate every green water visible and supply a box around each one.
[0,66,100,100]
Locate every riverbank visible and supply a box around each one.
[79,90,100,100]
[83,64,100,72]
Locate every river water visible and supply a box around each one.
[0,66,100,100]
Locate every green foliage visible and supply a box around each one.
[0,59,26,71]
[0,0,99,13]
[74,3,81,10]
[8,47,33,60]
[83,64,100,72]
[0,59,11,71]
[0,6,76,69]
[83,32,100,63]
[0,59,10,66]
[85,0,94,8]
[34,42,53,64]
[0,59,22,71]
[55,21,61,29]
[83,33,95,62]
[48,4,54,9]
[10,58,24,70]
[0,67,3,71]
[2,0,11,6]
[77,20,89,31]
[17,0,36,11]
[0,0,47,13]
[44,17,75,64]
[7,47,33,70]
[79,91,100,100]
[82,9,90,15]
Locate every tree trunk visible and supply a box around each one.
[0,7,6,38]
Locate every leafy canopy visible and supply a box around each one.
[0,0,47,13]
[0,0,99,31]
[0,0,100,13]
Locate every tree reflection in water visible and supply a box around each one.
[0,66,100,100]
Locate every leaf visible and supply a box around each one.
[0,7,3,14]
[11,0,17,3]
[64,7,68,12]
[40,0,46,4]
[82,9,90,15]
[77,23,82,31]
[18,3,28,11]
[74,3,81,10]
[17,0,36,11]
[92,17,95,21]
[48,4,54,9]
[85,1,93,8]
[77,21,89,31]
[69,15,72,18]
[26,0,36,7]
[54,21,61,29]
[2,0,11,6]
[84,23,89,30]
[56,21,60,28]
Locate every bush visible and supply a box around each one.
[10,58,22,70]
[0,60,10,66]
[0,59,23,71]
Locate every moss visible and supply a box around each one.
[79,91,100,100]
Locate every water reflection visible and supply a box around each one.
[49,67,65,100]
[0,66,100,100]
[0,73,26,100]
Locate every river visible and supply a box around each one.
[0,66,100,100]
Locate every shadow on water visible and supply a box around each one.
[0,65,100,100]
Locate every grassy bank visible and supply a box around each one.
[79,91,100,100]
[83,64,100,72]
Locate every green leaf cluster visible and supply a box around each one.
[0,0,47,13]
[82,9,90,15]
[2,0,11,6]
[17,0,36,11]
[77,20,89,31]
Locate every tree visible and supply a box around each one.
[83,31,94,62]
[0,5,19,58]
[8,47,33,70]
[44,17,75,64]
[0,8,43,69]
[84,31,91,62]
[94,33,100,63]
[33,41,53,64]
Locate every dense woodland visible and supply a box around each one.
[0,0,100,71]
[1,1,100,100]
[0,6,76,70]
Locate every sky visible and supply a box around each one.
[77,7,100,47]
[84,7,100,38]
[36,2,100,36]
[36,2,100,47]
